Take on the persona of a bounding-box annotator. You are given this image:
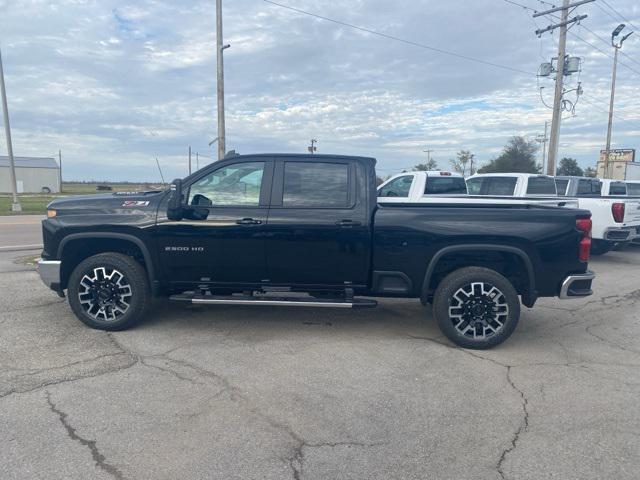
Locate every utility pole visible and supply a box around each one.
[188,146,192,175]
[604,24,633,179]
[534,0,592,175]
[196,152,199,170]
[58,149,62,193]
[536,121,549,173]
[422,148,434,165]
[215,0,230,161]
[308,139,317,154]
[0,47,20,211]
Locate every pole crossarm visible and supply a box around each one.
[535,14,587,36]
[533,0,594,17]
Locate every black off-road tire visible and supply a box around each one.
[67,253,150,331]
[590,239,614,256]
[432,267,521,350]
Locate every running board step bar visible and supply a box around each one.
[169,293,377,309]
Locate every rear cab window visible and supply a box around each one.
[627,183,640,196]
[424,176,467,195]
[525,176,557,195]
[576,179,602,197]
[608,182,627,195]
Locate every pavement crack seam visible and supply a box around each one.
[496,366,529,480]
[45,391,127,480]
[585,325,640,355]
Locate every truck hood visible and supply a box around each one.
[47,190,167,216]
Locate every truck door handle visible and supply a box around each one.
[335,219,362,227]
[236,218,262,225]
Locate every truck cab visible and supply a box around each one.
[466,173,558,197]
[377,171,467,202]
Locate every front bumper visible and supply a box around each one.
[559,271,595,299]
[36,259,61,291]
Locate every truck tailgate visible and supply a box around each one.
[624,200,640,223]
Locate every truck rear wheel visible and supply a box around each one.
[67,253,150,331]
[432,267,520,349]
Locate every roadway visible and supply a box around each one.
[0,241,638,479]
[0,215,43,251]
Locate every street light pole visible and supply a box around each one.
[215,0,230,161]
[604,24,632,179]
[0,47,21,212]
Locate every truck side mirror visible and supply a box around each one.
[167,178,184,221]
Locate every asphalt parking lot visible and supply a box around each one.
[1,242,639,479]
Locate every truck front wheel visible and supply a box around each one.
[67,253,150,331]
[432,267,520,349]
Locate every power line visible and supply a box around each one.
[599,0,639,31]
[262,0,535,76]
[503,0,538,12]
[568,30,640,77]
[578,24,640,69]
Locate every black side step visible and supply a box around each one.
[169,293,377,309]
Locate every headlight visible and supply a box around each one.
[47,209,57,218]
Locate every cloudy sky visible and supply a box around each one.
[0,0,639,181]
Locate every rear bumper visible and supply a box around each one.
[559,271,595,299]
[603,227,635,242]
[36,259,61,291]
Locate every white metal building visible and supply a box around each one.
[0,156,60,193]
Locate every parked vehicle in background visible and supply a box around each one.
[37,154,595,350]
[464,173,578,208]
[377,171,467,201]
[378,171,576,207]
[555,176,640,254]
[625,163,640,180]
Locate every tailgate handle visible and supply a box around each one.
[236,218,262,225]
[335,219,362,227]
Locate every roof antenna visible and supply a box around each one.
[155,156,166,186]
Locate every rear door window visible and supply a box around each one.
[378,175,413,198]
[486,177,517,195]
[425,177,467,194]
[526,176,557,195]
[555,179,569,196]
[282,162,350,207]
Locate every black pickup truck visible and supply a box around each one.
[37,154,595,349]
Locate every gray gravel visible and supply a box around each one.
[1,247,639,480]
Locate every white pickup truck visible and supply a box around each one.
[378,171,576,207]
[554,176,640,253]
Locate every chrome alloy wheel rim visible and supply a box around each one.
[78,267,132,321]
[448,282,509,340]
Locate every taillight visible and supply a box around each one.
[612,203,625,223]
[576,217,592,262]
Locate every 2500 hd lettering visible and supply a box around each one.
[37,154,594,349]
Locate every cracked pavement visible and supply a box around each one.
[0,247,639,479]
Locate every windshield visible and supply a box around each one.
[425,177,467,195]
[526,176,557,195]
[627,183,640,195]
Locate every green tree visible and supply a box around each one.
[413,159,439,171]
[478,136,539,174]
[556,157,583,176]
[584,166,597,178]
[449,150,476,176]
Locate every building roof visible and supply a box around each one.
[0,156,59,169]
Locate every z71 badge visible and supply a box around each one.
[122,200,150,207]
